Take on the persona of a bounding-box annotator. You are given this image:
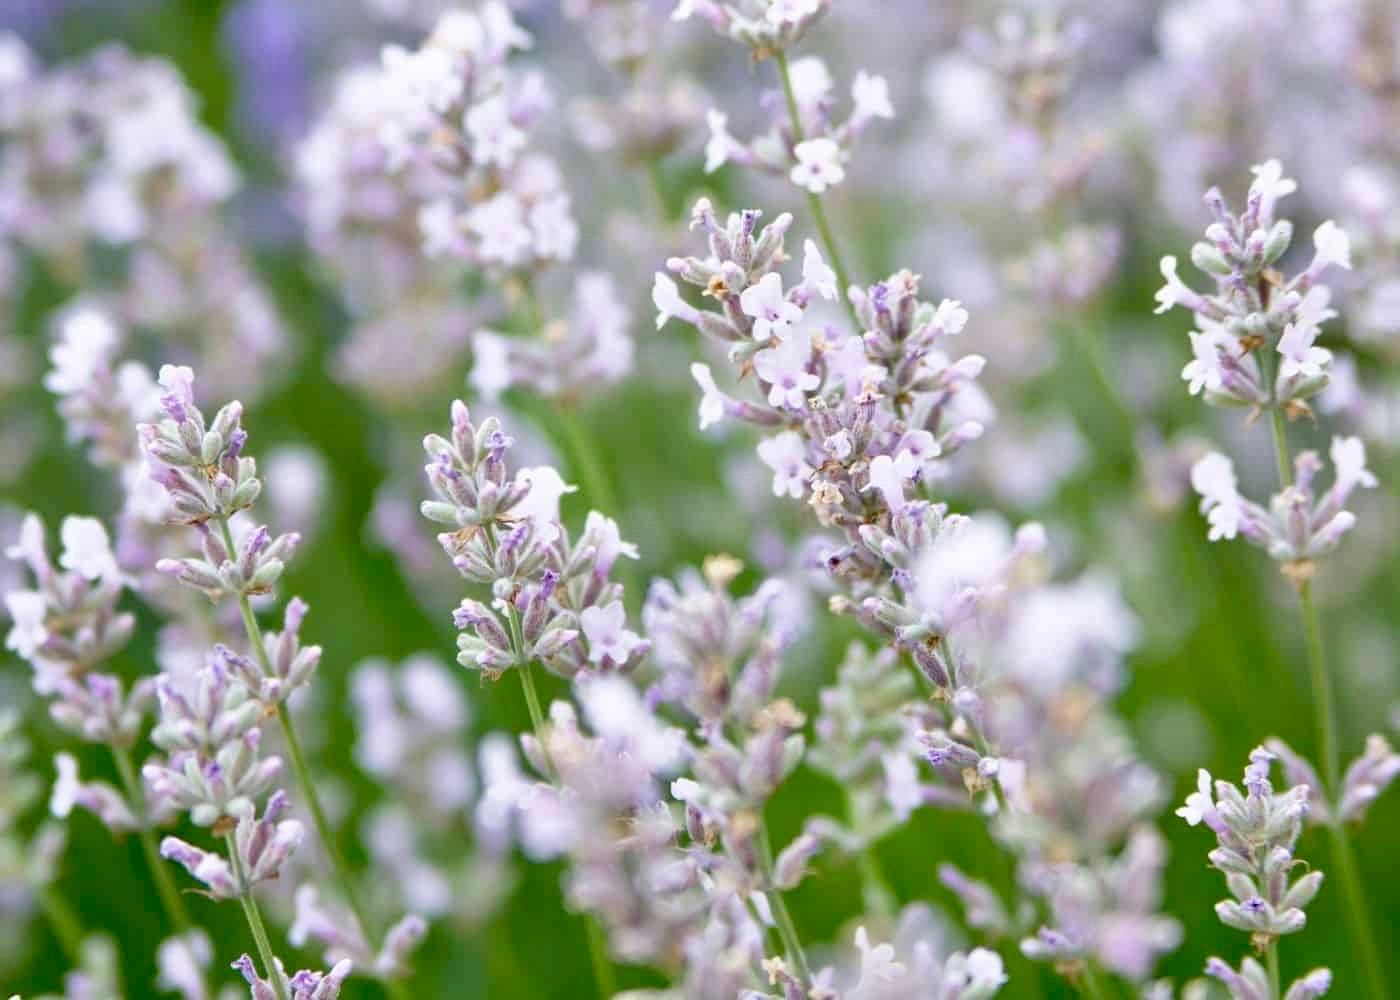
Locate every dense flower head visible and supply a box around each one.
[421,401,647,679]
[1156,160,1352,415]
[671,0,831,52]
[1189,436,1377,573]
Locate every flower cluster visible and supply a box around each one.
[0,38,287,401]
[1178,747,1332,998]
[1189,437,1377,575]
[421,400,644,679]
[702,56,893,195]
[1157,161,1352,414]
[671,0,831,54]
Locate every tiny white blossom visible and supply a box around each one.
[944,948,1009,996]
[1311,220,1351,271]
[4,590,47,659]
[470,331,513,400]
[766,0,822,27]
[58,516,118,581]
[690,363,726,430]
[515,467,577,528]
[1248,159,1296,219]
[740,272,803,343]
[1330,436,1377,493]
[44,308,119,397]
[1154,255,1196,314]
[466,192,532,266]
[464,95,526,168]
[1277,317,1331,381]
[801,239,838,301]
[931,298,968,335]
[1175,768,1215,826]
[703,109,742,174]
[1181,327,1233,395]
[851,71,894,122]
[866,451,918,514]
[579,601,643,665]
[1191,453,1242,541]
[50,752,81,818]
[790,138,845,194]
[753,329,819,409]
[528,193,578,262]
[757,431,812,499]
[653,273,697,329]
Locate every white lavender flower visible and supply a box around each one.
[422,401,647,680]
[1180,746,1330,995]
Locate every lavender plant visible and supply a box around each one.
[1156,160,1393,997]
[6,4,1400,999]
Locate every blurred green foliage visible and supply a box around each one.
[3,2,1398,998]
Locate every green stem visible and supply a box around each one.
[509,628,615,998]
[226,832,288,1000]
[773,49,861,330]
[1268,407,1292,489]
[38,885,84,965]
[584,913,618,999]
[1266,941,1281,1000]
[842,790,896,920]
[1326,822,1389,999]
[218,516,383,969]
[554,404,620,520]
[1298,584,1338,794]
[758,821,812,984]
[1078,962,1110,1000]
[111,747,200,942]
[1264,412,1388,999]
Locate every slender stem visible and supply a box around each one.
[111,746,201,943]
[773,49,861,330]
[757,820,812,984]
[217,517,381,960]
[1298,584,1338,793]
[842,789,896,920]
[1078,962,1110,1000]
[37,885,84,964]
[1263,413,1388,998]
[517,663,550,765]
[1266,941,1281,1000]
[583,913,617,999]
[1326,823,1389,999]
[555,403,621,520]
[1267,407,1292,489]
[508,619,615,998]
[226,832,288,1000]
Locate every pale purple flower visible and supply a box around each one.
[756,431,812,498]
[753,329,818,408]
[801,239,838,301]
[739,272,803,343]
[654,273,700,330]
[579,601,642,666]
[1191,453,1242,541]
[690,363,727,430]
[790,137,845,193]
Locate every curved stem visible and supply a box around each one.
[1326,822,1388,998]
[38,885,84,965]
[509,620,615,998]
[841,790,897,920]
[226,832,288,1000]
[773,49,861,330]
[1078,962,1110,1000]
[1263,415,1387,998]
[1298,584,1338,794]
[758,820,812,984]
[111,743,208,994]
[584,914,618,999]
[217,517,381,964]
